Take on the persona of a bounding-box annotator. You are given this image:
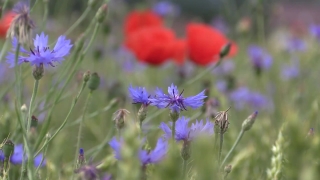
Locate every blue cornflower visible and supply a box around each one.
[286,37,306,53]
[160,116,214,142]
[128,85,150,105]
[109,137,168,166]
[0,144,46,167]
[310,24,320,42]
[247,45,272,73]
[139,138,168,165]
[149,83,206,112]
[6,32,73,67]
[152,1,180,17]
[281,60,300,80]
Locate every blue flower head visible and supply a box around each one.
[286,37,306,53]
[128,85,150,105]
[109,137,168,165]
[0,144,46,167]
[152,1,180,17]
[310,24,320,42]
[6,32,73,67]
[247,45,272,72]
[139,138,168,165]
[160,116,214,142]
[281,59,300,80]
[150,83,206,113]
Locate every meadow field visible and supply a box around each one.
[0,0,319,179]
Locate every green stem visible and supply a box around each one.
[220,129,245,168]
[1,0,9,18]
[0,39,9,62]
[30,0,40,12]
[34,80,87,157]
[72,92,92,179]
[14,43,21,106]
[172,120,176,139]
[41,0,49,30]
[182,160,187,180]
[64,7,91,36]
[35,135,49,174]
[218,131,224,166]
[25,80,39,180]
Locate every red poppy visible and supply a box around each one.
[171,39,187,65]
[125,27,176,66]
[0,11,16,38]
[124,10,163,36]
[186,23,237,66]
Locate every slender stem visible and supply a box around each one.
[218,131,224,166]
[72,92,92,180]
[182,160,187,180]
[0,39,9,62]
[35,136,49,174]
[1,0,9,18]
[30,0,40,12]
[34,80,87,157]
[184,57,222,86]
[64,7,91,36]
[41,0,49,30]
[14,43,21,106]
[220,129,245,168]
[24,80,39,180]
[172,120,176,139]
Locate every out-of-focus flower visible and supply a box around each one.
[0,11,17,38]
[286,37,306,53]
[212,60,234,76]
[229,87,272,110]
[211,17,229,34]
[128,85,150,105]
[7,1,35,44]
[215,80,228,93]
[152,1,180,17]
[6,32,73,67]
[0,144,46,167]
[172,39,186,65]
[124,10,162,36]
[149,83,206,113]
[160,116,214,141]
[74,164,99,180]
[113,46,146,72]
[281,60,300,80]
[125,27,176,66]
[247,45,272,74]
[236,16,252,34]
[186,23,237,66]
[139,138,168,166]
[109,137,168,165]
[309,24,320,42]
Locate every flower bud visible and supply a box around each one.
[95,4,108,23]
[241,111,258,131]
[77,148,85,168]
[113,109,130,130]
[83,71,91,82]
[88,72,100,91]
[74,33,86,55]
[169,110,180,122]
[33,64,44,80]
[31,115,38,128]
[21,104,27,112]
[219,42,232,59]
[88,0,98,8]
[224,164,232,173]
[2,140,14,159]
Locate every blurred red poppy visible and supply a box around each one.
[124,10,163,36]
[172,39,186,65]
[125,27,176,66]
[186,23,237,66]
[0,11,16,38]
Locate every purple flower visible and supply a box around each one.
[247,45,273,71]
[114,46,145,72]
[160,116,214,141]
[6,32,73,67]
[0,144,46,167]
[152,1,180,16]
[109,137,168,165]
[211,17,229,34]
[281,62,299,80]
[212,60,234,76]
[128,85,150,105]
[310,24,320,42]
[149,83,206,112]
[102,174,112,180]
[139,138,168,165]
[215,80,228,93]
[286,37,306,53]
[229,87,272,110]
[108,137,122,160]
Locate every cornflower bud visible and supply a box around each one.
[21,104,27,112]
[113,109,130,130]
[88,72,100,91]
[83,71,91,82]
[33,64,44,80]
[95,4,108,23]
[241,111,258,131]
